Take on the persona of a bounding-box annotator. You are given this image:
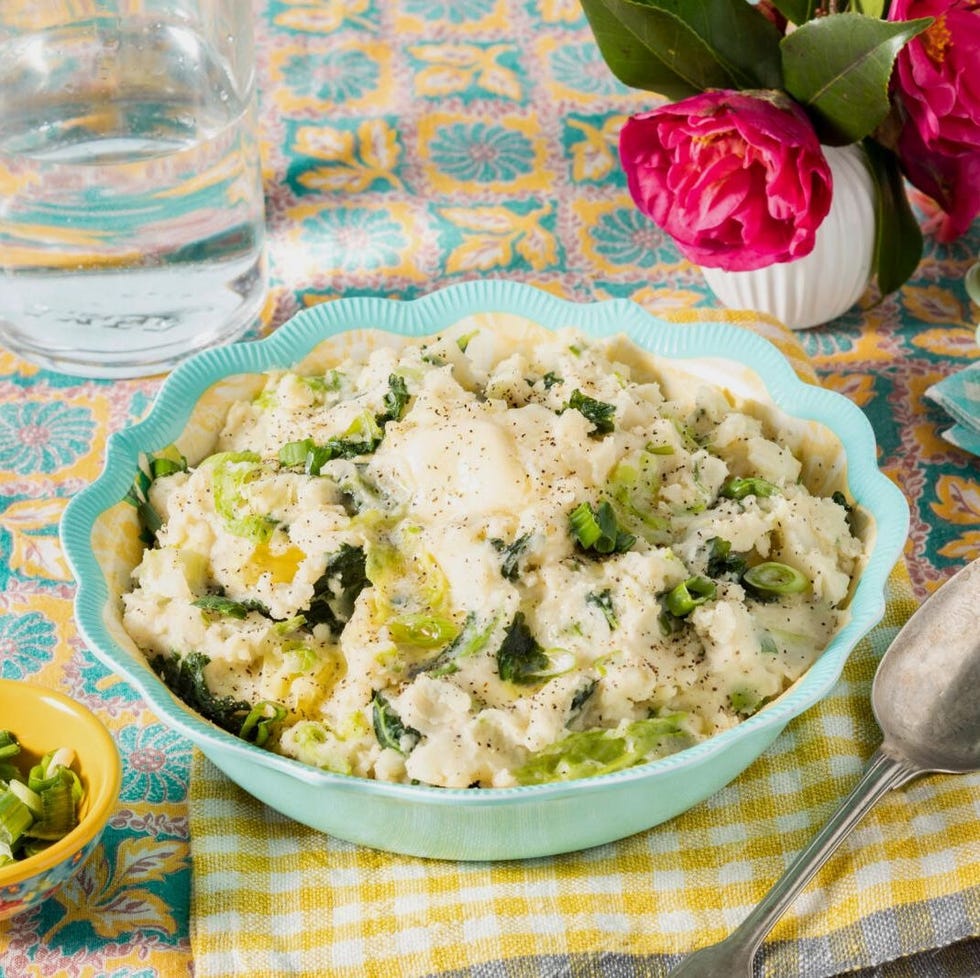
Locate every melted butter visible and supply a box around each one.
[243,541,307,585]
[389,411,529,519]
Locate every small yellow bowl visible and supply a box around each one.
[0,679,121,920]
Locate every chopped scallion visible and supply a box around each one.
[0,731,85,862]
[742,561,809,596]
[664,576,717,617]
[719,477,779,500]
[388,614,460,648]
[569,501,635,556]
[239,702,287,748]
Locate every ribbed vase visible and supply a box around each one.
[701,143,876,330]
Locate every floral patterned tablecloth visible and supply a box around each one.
[0,2,977,976]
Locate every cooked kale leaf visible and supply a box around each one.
[372,691,420,754]
[490,532,531,581]
[150,651,252,736]
[378,374,410,427]
[192,595,270,619]
[305,544,369,635]
[705,537,747,581]
[586,588,617,629]
[567,389,615,436]
[570,679,597,714]
[496,612,550,684]
[123,450,188,544]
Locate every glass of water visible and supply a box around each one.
[0,0,267,379]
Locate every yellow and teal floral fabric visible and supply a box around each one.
[0,1,977,977]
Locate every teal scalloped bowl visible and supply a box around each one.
[60,281,909,860]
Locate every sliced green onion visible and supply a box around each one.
[274,615,307,635]
[25,770,76,841]
[8,779,42,815]
[569,501,602,549]
[729,687,763,715]
[664,576,717,617]
[720,477,779,500]
[742,561,809,596]
[45,748,75,776]
[0,732,87,863]
[149,456,187,479]
[239,702,287,748]
[569,501,635,555]
[0,731,20,761]
[456,330,478,352]
[534,648,576,680]
[388,614,460,649]
[0,788,34,846]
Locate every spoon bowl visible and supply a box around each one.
[669,556,980,977]
[872,558,980,774]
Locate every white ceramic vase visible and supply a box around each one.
[701,143,876,330]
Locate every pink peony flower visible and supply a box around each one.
[618,90,833,272]
[888,0,980,242]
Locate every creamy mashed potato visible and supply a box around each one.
[122,324,866,788]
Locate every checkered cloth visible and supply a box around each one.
[189,544,980,977]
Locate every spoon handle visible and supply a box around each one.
[668,746,920,977]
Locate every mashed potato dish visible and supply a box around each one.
[122,323,866,788]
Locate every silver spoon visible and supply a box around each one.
[669,556,980,978]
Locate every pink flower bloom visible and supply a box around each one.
[888,0,980,242]
[618,90,832,272]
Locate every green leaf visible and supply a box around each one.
[769,0,818,25]
[782,13,933,145]
[852,0,887,15]
[579,0,783,100]
[863,138,924,296]
[775,0,886,16]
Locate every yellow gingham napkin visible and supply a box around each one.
[189,316,980,978]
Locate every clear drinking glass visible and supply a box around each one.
[0,0,267,379]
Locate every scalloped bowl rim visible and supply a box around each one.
[61,280,909,807]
